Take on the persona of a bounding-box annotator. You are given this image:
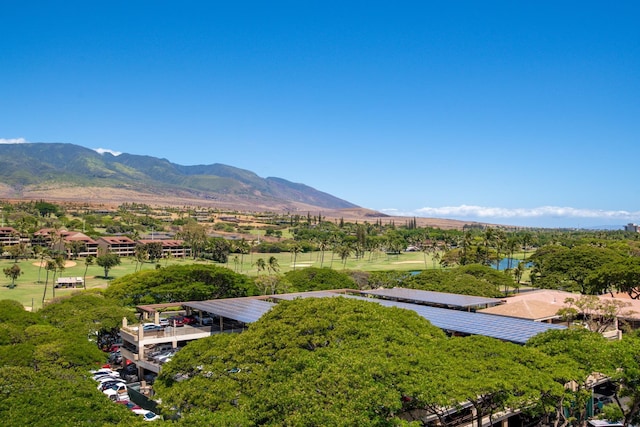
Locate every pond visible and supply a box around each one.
[494,258,533,271]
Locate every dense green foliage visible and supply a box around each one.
[38,292,136,337]
[0,366,139,427]
[104,264,254,305]
[402,264,510,297]
[529,244,625,293]
[96,253,121,278]
[155,298,569,426]
[0,295,145,426]
[528,329,640,425]
[283,267,357,292]
[4,198,640,424]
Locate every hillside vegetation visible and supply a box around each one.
[0,142,357,211]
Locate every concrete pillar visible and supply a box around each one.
[122,317,128,328]
[154,311,159,325]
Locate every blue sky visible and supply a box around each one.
[2,1,639,228]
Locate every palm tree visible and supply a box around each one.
[290,243,302,271]
[134,244,146,272]
[35,246,49,284]
[254,258,266,275]
[267,256,280,274]
[432,251,442,269]
[521,232,533,262]
[83,255,94,290]
[461,230,473,265]
[43,260,57,305]
[51,255,65,299]
[505,237,518,270]
[336,244,352,269]
[237,239,250,273]
[482,227,495,266]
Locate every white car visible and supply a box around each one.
[94,373,121,382]
[97,379,122,391]
[132,409,162,421]
[102,383,129,401]
[90,368,118,376]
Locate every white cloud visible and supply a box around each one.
[0,137,28,144]
[379,205,640,228]
[94,148,122,156]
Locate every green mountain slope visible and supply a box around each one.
[0,143,358,209]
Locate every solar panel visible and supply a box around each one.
[360,287,502,308]
[184,298,275,324]
[270,290,351,301]
[279,293,564,344]
[183,291,565,344]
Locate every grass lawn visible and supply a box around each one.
[0,251,440,310]
[1,250,532,311]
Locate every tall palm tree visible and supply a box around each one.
[83,255,94,290]
[52,255,65,299]
[506,237,518,270]
[290,243,302,271]
[43,260,56,305]
[336,244,352,269]
[267,256,280,274]
[521,232,533,261]
[35,246,49,283]
[254,258,266,275]
[483,227,495,266]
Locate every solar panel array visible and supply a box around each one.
[183,291,565,344]
[275,292,565,344]
[270,290,350,301]
[184,298,276,324]
[363,297,566,344]
[361,287,502,308]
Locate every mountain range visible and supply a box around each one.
[0,142,360,212]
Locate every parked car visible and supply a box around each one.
[92,369,121,381]
[107,350,122,365]
[116,400,142,410]
[183,315,198,325]
[90,368,117,376]
[196,314,214,326]
[103,383,129,402]
[132,409,162,421]
[96,375,122,385]
[168,316,186,327]
[152,350,178,364]
[143,324,164,332]
[97,380,122,391]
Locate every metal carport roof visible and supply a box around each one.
[183,298,275,324]
[360,287,502,309]
[274,292,565,344]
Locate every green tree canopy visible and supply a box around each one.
[0,298,145,427]
[96,252,121,279]
[0,366,144,427]
[38,292,136,337]
[104,264,254,305]
[283,267,356,292]
[401,264,508,298]
[585,257,640,298]
[154,297,568,426]
[529,244,624,293]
